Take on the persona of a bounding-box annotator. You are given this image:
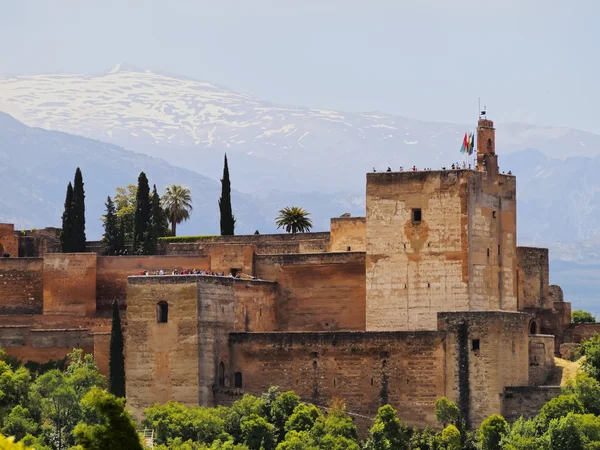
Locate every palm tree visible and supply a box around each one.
[161,185,193,236]
[276,206,313,234]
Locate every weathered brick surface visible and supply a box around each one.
[43,253,97,316]
[0,224,18,257]
[96,255,210,312]
[329,217,366,252]
[528,334,555,386]
[517,247,549,310]
[255,253,366,331]
[228,331,445,427]
[439,311,530,428]
[0,258,43,314]
[502,386,562,422]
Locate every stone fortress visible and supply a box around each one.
[0,117,595,428]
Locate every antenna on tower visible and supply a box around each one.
[478,98,481,119]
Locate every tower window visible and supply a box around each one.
[487,138,492,149]
[157,301,168,323]
[472,339,480,351]
[234,372,243,388]
[492,211,496,218]
[487,248,490,257]
[347,246,351,251]
[412,208,422,223]
[498,245,501,255]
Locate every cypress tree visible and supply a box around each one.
[219,154,236,235]
[149,185,169,255]
[101,196,120,256]
[133,172,151,255]
[72,167,87,252]
[109,299,126,398]
[60,182,74,252]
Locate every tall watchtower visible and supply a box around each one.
[476,119,499,175]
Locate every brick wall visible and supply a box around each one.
[0,224,18,257]
[0,258,43,314]
[255,253,366,331]
[439,311,530,428]
[329,217,366,252]
[43,253,97,316]
[126,276,201,419]
[502,386,562,422]
[517,247,549,310]
[96,255,210,313]
[528,335,555,386]
[228,331,445,427]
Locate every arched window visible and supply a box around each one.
[157,301,168,323]
[218,362,225,387]
[234,372,243,388]
[530,321,537,335]
[487,138,492,150]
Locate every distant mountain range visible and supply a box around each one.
[3,64,600,314]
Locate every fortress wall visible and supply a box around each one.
[439,311,530,428]
[126,277,201,419]
[517,247,549,310]
[255,253,366,331]
[43,253,97,317]
[366,171,469,331]
[502,386,562,422]
[0,258,43,314]
[528,334,555,386]
[96,255,210,312]
[207,245,255,275]
[0,326,94,364]
[196,277,278,406]
[0,224,18,257]
[159,232,331,256]
[329,217,366,252]
[570,323,600,343]
[468,174,517,311]
[228,331,446,427]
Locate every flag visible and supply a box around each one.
[468,133,474,155]
[460,132,468,153]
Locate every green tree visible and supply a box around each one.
[162,184,193,236]
[572,310,596,324]
[133,172,151,254]
[72,167,87,252]
[536,395,585,432]
[109,300,125,398]
[478,414,509,450]
[151,185,170,240]
[240,414,275,450]
[364,405,411,450]
[269,392,300,441]
[563,372,600,415]
[0,434,34,450]
[1,406,38,442]
[440,424,461,450]
[544,413,584,450]
[60,182,74,252]
[73,387,143,450]
[219,154,236,236]
[284,404,320,434]
[434,397,461,427]
[101,197,121,256]
[580,335,600,382]
[275,207,313,234]
[276,430,318,450]
[114,184,137,246]
[311,401,359,450]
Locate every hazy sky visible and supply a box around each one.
[1,0,599,132]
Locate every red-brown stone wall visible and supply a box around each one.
[0,224,18,257]
[228,331,445,427]
[0,258,43,314]
[255,253,366,331]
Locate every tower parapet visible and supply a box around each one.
[476,119,499,175]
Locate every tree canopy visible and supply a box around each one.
[162,185,193,236]
[275,207,313,234]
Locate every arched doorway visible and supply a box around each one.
[529,320,537,335]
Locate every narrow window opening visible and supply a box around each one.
[487,138,492,149]
[371,378,374,386]
[157,301,168,323]
[403,243,406,249]
[347,246,351,251]
[412,208,422,223]
[487,248,490,257]
[427,282,430,288]
[492,210,497,218]
[218,362,225,387]
[259,307,262,317]
[498,245,501,255]
[472,339,480,351]
[234,372,243,388]
[530,321,537,335]
[333,378,336,386]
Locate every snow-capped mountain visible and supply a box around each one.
[3,64,600,195]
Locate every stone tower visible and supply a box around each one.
[476,119,499,175]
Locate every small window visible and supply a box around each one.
[492,211,496,218]
[472,339,480,351]
[530,321,537,335]
[487,248,490,257]
[498,245,501,255]
[157,301,168,323]
[412,208,422,223]
[218,362,225,387]
[347,246,351,251]
[487,138,492,149]
[234,372,243,388]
